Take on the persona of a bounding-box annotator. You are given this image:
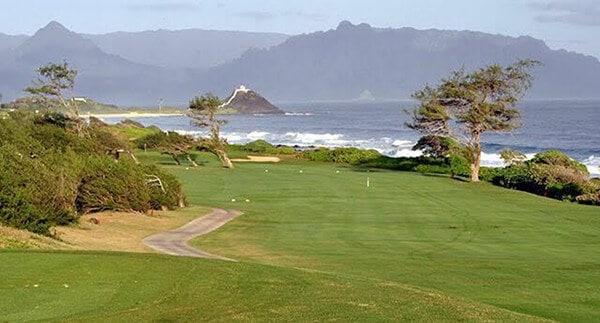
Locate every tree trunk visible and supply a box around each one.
[216,150,234,169]
[469,133,482,182]
[128,151,140,165]
[470,161,480,182]
[186,154,198,167]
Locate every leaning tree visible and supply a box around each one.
[24,61,85,136]
[187,93,234,169]
[407,59,538,182]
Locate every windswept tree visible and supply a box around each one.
[188,93,233,169]
[499,148,527,166]
[24,61,85,136]
[407,60,538,182]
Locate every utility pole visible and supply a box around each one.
[159,98,163,114]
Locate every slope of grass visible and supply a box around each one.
[1,151,598,321]
[161,153,599,322]
[0,251,545,321]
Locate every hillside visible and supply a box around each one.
[0,32,26,52]
[203,21,600,100]
[86,29,288,69]
[0,21,192,106]
[1,21,600,105]
[221,85,283,114]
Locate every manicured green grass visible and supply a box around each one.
[0,251,540,321]
[167,153,599,322]
[1,151,598,321]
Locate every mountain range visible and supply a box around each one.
[0,21,599,106]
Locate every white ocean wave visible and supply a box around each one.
[282,132,347,145]
[392,140,414,148]
[390,148,423,158]
[285,112,314,116]
[583,155,600,177]
[246,131,270,140]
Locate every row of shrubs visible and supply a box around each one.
[483,150,599,204]
[0,111,185,235]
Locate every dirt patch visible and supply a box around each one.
[54,206,207,253]
[231,155,281,163]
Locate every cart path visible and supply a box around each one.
[142,208,242,261]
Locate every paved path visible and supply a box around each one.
[142,208,242,261]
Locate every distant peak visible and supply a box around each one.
[42,20,69,32]
[337,20,354,30]
[30,20,75,40]
[336,20,372,32]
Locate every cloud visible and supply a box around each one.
[127,1,200,12]
[529,0,600,26]
[238,11,276,21]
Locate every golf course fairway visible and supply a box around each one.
[1,155,598,321]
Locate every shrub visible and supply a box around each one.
[487,150,595,203]
[300,147,382,165]
[0,144,79,234]
[242,139,276,153]
[0,110,186,235]
[238,140,296,156]
[576,192,600,206]
[142,164,187,210]
[76,155,186,214]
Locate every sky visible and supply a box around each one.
[1,0,599,59]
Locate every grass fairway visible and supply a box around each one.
[1,152,599,321]
[172,155,599,322]
[0,251,542,321]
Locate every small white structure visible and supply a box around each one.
[221,85,251,108]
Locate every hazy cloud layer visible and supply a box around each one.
[127,1,200,12]
[530,0,600,26]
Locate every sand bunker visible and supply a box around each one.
[231,156,281,163]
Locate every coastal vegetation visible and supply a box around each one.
[407,60,538,182]
[0,62,185,235]
[0,111,185,235]
[188,93,234,169]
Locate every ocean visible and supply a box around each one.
[98,100,600,177]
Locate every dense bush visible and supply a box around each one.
[136,131,195,151]
[300,147,382,165]
[236,140,296,155]
[488,150,595,203]
[0,111,186,235]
